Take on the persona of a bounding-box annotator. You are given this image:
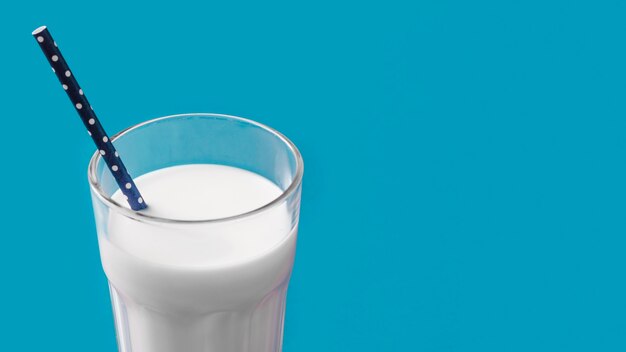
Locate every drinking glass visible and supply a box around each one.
[88,113,303,352]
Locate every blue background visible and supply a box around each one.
[2,1,625,351]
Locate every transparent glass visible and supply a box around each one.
[88,113,303,352]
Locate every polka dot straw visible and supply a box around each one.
[32,26,147,211]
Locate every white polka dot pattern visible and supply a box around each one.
[33,26,147,210]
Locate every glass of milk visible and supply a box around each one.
[88,113,303,352]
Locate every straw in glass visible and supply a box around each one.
[32,26,147,210]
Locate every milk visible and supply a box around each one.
[98,164,298,352]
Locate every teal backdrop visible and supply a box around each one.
[1,1,625,351]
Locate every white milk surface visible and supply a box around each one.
[98,164,298,352]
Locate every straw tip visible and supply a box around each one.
[32,26,47,35]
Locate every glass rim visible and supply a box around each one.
[88,113,304,225]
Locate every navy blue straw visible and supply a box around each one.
[32,26,147,211]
